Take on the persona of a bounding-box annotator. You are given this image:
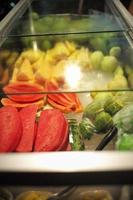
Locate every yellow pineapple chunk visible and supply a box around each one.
[50,42,70,62]
[32,55,44,72]
[16,59,34,81]
[69,47,92,70]
[21,49,44,64]
[52,60,67,82]
[65,41,77,54]
[14,56,24,68]
[44,50,56,65]
[35,60,52,84]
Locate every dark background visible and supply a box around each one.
[0,0,132,21]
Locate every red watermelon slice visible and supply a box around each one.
[55,118,69,151]
[34,109,68,151]
[0,106,22,152]
[16,105,38,152]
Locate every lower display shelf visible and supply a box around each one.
[0,185,133,200]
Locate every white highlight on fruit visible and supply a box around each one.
[65,62,82,89]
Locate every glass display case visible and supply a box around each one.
[0,0,133,192]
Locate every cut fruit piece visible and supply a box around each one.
[47,98,72,113]
[46,81,82,113]
[0,106,22,152]
[3,82,46,102]
[1,98,45,109]
[35,60,52,85]
[16,58,34,81]
[55,118,69,151]
[34,109,68,151]
[16,105,38,152]
[21,49,44,64]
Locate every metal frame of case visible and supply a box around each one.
[0,0,133,186]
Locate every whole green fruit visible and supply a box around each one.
[83,101,103,120]
[90,51,104,69]
[104,99,123,116]
[79,118,94,140]
[109,46,121,57]
[94,111,113,132]
[101,56,118,73]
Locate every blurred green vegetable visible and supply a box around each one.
[94,111,113,133]
[79,118,95,139]
[104,99,123,116]
[101,56,118,73]
[109,46,121,57]
[69,119,85,151]
[90,51,104,69]
[116,133,133,150]
[83,101,103,120]
[113,104,133,133]
[94,92,114,107]
[114,92,133,106]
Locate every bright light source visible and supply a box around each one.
[65,62,82,89]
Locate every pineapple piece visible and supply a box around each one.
[35,60,52,84]
[16,59,34,81]
[14,56,24,68]
[52,60,67,83]
[21,49,44,64]
[32,55,44,72]
[65,41,77,54]
[69,47,92,70]
[44,50,56,65]
[50,42,70,62]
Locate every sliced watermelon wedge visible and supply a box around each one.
[16,105,38,152]
[34,109,68,151]
[0,106,22,152]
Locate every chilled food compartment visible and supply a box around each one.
[7,0,128,37]
[0,32,133,91]
[0,31,133,153]
[0,185,133,200]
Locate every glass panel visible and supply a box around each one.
[0,32,133,92]
[7,0,128,36]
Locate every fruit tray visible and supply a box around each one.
[0,28,133,153]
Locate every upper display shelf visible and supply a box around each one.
[1,0,131,37]
[0,31,133,94]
